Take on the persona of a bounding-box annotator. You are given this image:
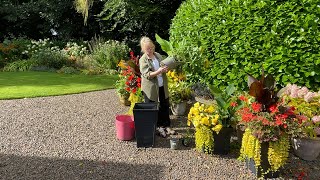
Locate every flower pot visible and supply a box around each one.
[292,137,320,161]
[213,127,233,155]
[170,137,180,150]
[246,142,280,179]
[119,95,131,106]
[160,56,178,70]
[194,96,215,105]
[170,101,187,116]
[236,125,245,144]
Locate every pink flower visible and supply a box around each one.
[297,87,309,98]
[304,92,315,102]
[290,84,299,98]
[312,116,320,123]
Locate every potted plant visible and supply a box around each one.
[167,70,191,116]
[114,77,130,106]
[237,72,306,178]
[278,84,320,161]
[207,84,244,154]
[187,102,221,154]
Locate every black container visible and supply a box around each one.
[246,142,280,179]
[133,102,159,148]
[213,127,233,155]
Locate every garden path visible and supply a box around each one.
[0,89,318,179]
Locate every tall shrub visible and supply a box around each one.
[90,40,130,70]
[170,0,320,91]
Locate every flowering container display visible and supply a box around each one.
[278,84,320,161]
[237,72,305,178]
[116,52,143,114]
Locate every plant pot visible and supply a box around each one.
[194,96,215,105]
[170,101,187,116]
[119,95,131,106]
[160,56,178,70]
[170,137,180,150]
[292,137,320,161]
[236,124,245,144]
[213,127,233,155]
[246,142,280,179]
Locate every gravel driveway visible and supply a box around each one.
[0,89,319,180]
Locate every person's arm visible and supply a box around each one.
[139,57,168,80]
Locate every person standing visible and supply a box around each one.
[139,36,175,137]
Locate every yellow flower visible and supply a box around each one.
[201,116,210,126]
[194,102,200,108]
[207,105,215,113]
[212,124,223,133]
[211,114,219,125]
[117,60,127,69]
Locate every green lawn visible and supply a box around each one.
[0,71,118,99]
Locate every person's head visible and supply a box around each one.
[140,36,155,56]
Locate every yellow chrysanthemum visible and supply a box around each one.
[194,102,200,108]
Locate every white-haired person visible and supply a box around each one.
[139,36,175,137]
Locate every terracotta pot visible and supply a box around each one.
[292,137,320,161]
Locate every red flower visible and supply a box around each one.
[125,81,130,85]
[251,102,262,112]
[241,112,255,123]
[137,83,141,88]
[128,75,134,81]
[137,77,141,83]
[269,104,279,113]
[230,102,238,107]
[132,88,137,93]
[275,115,284,126]
[239,95,247,101]
[262,118,270,125]
[125,87,130,92]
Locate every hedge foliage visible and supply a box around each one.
[170,0,320,91]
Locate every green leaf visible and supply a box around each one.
[155,34,173,56]
[225,84,236,96]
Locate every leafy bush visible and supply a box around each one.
[90,40,129,70]
[0,38,31,67]
[2,60,36,72]
[57,66,79,74]
[170,0,320,91]
[30,48,69,69]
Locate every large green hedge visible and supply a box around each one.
[170,0,320,91]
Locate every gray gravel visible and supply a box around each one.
[0,89,319,180]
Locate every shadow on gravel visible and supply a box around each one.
[0,154,164,180]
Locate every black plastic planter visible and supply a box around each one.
[213,127,233,155]
[246,142,280,179]
[133,102,159,148]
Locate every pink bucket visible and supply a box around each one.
[115,115,135,141]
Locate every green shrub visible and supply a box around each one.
[170,0,320,91]
[0,38,31,67]
[90,40,130,70]
[2,60,37,72]
[57,66,79,74]
[30,48,69,69]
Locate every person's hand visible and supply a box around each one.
[158,66,168,74]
